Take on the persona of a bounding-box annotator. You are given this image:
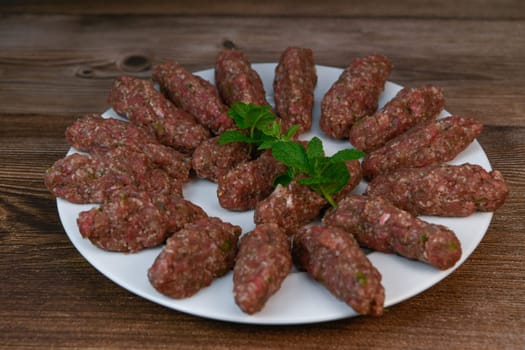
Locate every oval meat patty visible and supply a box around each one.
[320,54,392,139]
[44,150,183,204]
[77,190,206,253]
[254,180,327,236]
[215,48,269,107]
[153,61,234,135]
[191,136,251,183]
[361,116,483,180]
[148,217,242,299]
[293,225,384,316]
[366,163,508,216]
[108,75,210,154]
[349,85,445,153]
[273,47,317,134]
[64,113,192,183]
[217,150,287,211]
[65,113,157,154]
[233,223,292,314]
[323,194,462,270]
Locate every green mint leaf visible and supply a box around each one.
[258,140,277,150]
[251,107,275,131]
[218,130,254,144]
[318,162,350,195]
[283,124,300,140]
[309,156,329,178]
[274,167,297,187]
[271,141,310,174]
[296,176,331,186]
[329,148,366,162]
[227,102,276,131]
[273,173,293,187]
[257,132,279,150]
[227,102,252,128]
[306,137,325,160]
[262,120,282,139]
[296,162,349,204]
[224,103,301,151]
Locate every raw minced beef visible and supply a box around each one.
[323,194,462,270]
[233,223,292,314]
[365,163,508,216]
[320,54,392,139]
[147,217,242,298]
[293,225,385,316]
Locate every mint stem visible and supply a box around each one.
[321,186,337,208]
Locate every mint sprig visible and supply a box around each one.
[218,102,365,207]
[272,137,365,207]
[218,103,298,152]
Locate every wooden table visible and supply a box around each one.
[1,1,524,349]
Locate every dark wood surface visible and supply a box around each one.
[1,1,524,349]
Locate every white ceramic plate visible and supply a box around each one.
[57,63,493,325]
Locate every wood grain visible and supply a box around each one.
[1,15,523,127]
[3,0,525,19]
[1,2,524,349]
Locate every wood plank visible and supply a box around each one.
[2,0,525,19]
[0,15,524,127]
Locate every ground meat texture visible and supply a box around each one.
[108,76,210,154]
[273,47,317,134]
[233,223,292,314]
[77,190,207,253]
[139,143,191,183]
[152,61,234,135]
[64,114,192,183]
[159,196,208,234]
[365,163,509,217]
[217,150,287,211]
[99,143,191,185]
[254,181,327,236]
[134,168,182,199]
[148,217,242,299]
[215,49,269,107]
[45,153,128,204]
[45,149,183,204]
[191,136,251,182]
[293,225,384,316]
[65,113,157,154]
[95,146,185,196]
[320,54,392,139]
[77,190,168,252]
[323,195,462,270]
[333,159,363,204]
[349,85,445,153]
[361,116,483,180]
[101,146,157,181]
